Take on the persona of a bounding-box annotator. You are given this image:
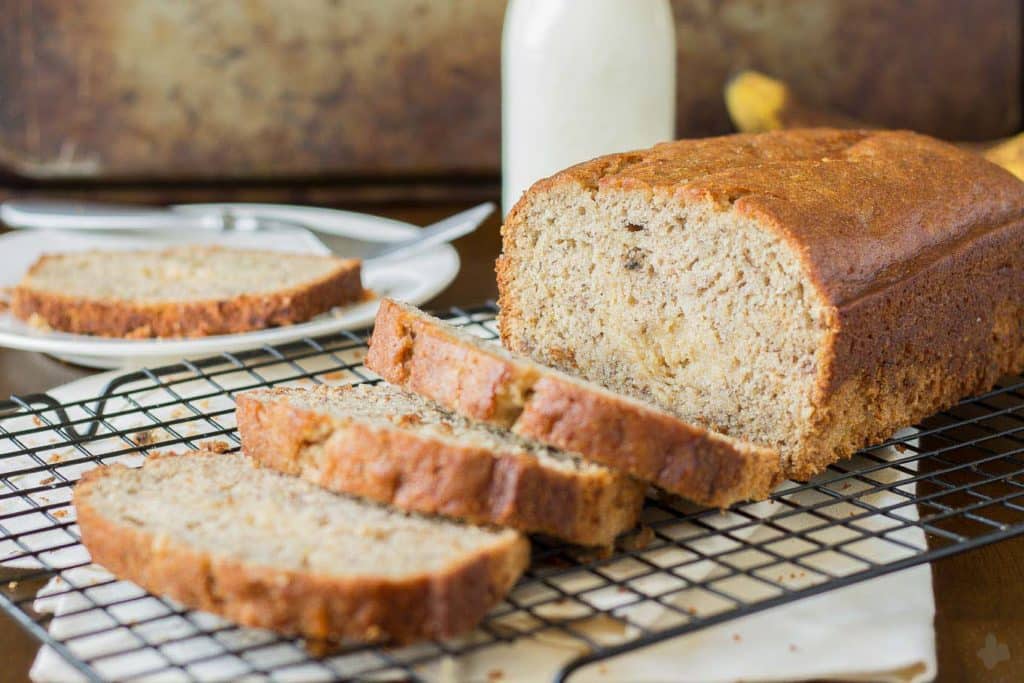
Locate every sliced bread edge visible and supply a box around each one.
[74,450,529,644]
[365,298,782,507]
[235,385,646,546]
[12,248,363,338]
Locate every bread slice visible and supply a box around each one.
[236,383,646,546]
[12,246,363,338]
[497,129,1024,480]
[365,299,781,507]
[74,450,528,644]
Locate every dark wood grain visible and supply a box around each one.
[0,203,1021,682]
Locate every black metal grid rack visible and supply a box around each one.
[1,302,1023,681]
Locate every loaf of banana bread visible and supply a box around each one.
[498,129,1024,480]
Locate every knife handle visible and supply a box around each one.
[0,199,222,231]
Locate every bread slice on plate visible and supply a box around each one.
[365,298,781,508]
[236,383,646,546]
[74,450,528,644]
[12,246,363,338]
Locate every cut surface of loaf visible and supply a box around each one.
[236,383,645,546]
[365,298,780,507]
[498,129,1024,480]
[12,246,363,338]
[74,450,528,644]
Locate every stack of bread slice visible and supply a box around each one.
[75,298,774,646]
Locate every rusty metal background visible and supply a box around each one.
[0,0,1018,180]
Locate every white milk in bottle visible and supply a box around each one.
[502,0,677,214]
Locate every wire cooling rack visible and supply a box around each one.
[1,302,1023,682]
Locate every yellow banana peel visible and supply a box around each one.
[724,71,789,133]
[724,69,1024,181]
[725,70,865,133]
[982,134,1024,180]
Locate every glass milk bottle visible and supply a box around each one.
[502,0,676,214]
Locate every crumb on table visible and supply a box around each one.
[131,429,161,447]
[322,371,348,382]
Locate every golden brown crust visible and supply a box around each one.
[516,377,779,506]
[366,299,781,507]
[793,216,1024,479]
[73,454,529,645]
[11,251,363,339]
[499,128,1024,482]
[235,390,645,547]
[503,129,1024,306]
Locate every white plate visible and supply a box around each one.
[0,203,460,369]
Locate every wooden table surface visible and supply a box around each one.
[1,202,1022,682]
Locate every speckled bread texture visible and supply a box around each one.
[73,450,528,644]
[498,128,1024,481]
[12,246,363,338]
[365,299,781,507]
[236,383,645,546]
